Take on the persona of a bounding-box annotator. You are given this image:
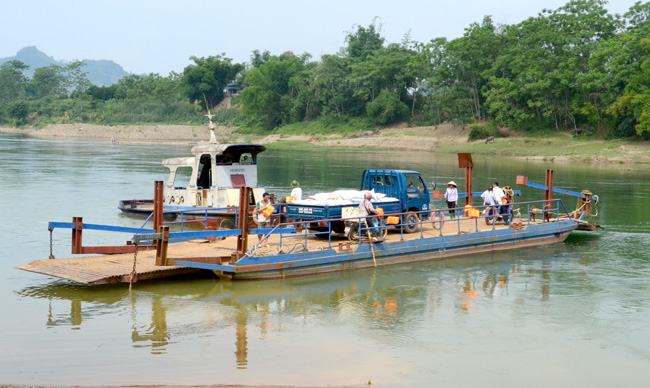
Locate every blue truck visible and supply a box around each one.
[285,169,432,236]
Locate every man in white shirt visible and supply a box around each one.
[492,181,507,221]
[492,181,505,205]
[481,186,495,206]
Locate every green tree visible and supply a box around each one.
[181,55,244,109]
[604,2,650,136]
[485,0,616,131]
[65,60,92,94]
[366,89,409,124]
[240,52,309,129]
[27,64,66,98]
[345,19,385,61]
[250,49,272,68]
[0,60,28,102]
[8,100,30,124]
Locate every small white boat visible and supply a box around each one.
[119,115,268,228]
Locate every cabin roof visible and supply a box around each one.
[191,143,266,156]
[161,157,195,167]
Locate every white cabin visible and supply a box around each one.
[162,143,266,208]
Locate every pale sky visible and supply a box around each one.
[1,0,641,75]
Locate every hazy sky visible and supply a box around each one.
[1,0,641,75]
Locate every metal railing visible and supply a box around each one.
[139,205,238,230]
[251,198,572,255]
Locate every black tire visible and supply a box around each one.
[485,211,495,225]
[403,212,420,234]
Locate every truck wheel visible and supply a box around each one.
[403,212,420,234]
[485,209,495,225]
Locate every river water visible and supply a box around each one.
[1,133,649,387]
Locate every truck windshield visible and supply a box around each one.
[405,174,426,196]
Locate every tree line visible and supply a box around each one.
[1,0,648,139]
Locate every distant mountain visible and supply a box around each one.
[0,46,130,86]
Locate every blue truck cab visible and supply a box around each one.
[360,169,431,219]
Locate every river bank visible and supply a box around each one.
[1,123,648,164]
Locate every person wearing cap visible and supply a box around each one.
[444,181,459,219]
[359,192,380,238]
[290,180,302,201]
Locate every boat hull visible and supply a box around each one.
[118,199,237,229]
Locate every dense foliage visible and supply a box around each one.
[1,0,649,139]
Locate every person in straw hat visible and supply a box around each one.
[444,181,459,219]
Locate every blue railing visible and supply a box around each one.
[249,198,572,255]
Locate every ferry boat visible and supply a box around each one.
[118,112,268,228]
[17,171,599,284]
[118,143,267,227]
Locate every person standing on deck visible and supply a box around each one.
[492,181,507,221]
[290,180,302,201]
[481,186,497,217]
[492,181,505,212]
[444,181,459,219]
[252,192,273,246]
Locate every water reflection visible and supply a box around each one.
[16,245,573,368]
[130,296,169,354]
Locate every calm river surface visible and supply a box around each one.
[1,133,650,387]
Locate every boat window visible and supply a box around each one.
[218,152,233,165]
[240,153,253,165]
[173,166,193,189]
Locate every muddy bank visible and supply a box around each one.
[2,124,648,164]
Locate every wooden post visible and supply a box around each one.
[236,187,251,259]
[544,170,554,221]
[153,181,164,234]
[155,226,170,266]
[71,217,83,254]
[544,170,554,202]
[458,153,474,206]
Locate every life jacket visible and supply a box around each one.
[285,195,297,203]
